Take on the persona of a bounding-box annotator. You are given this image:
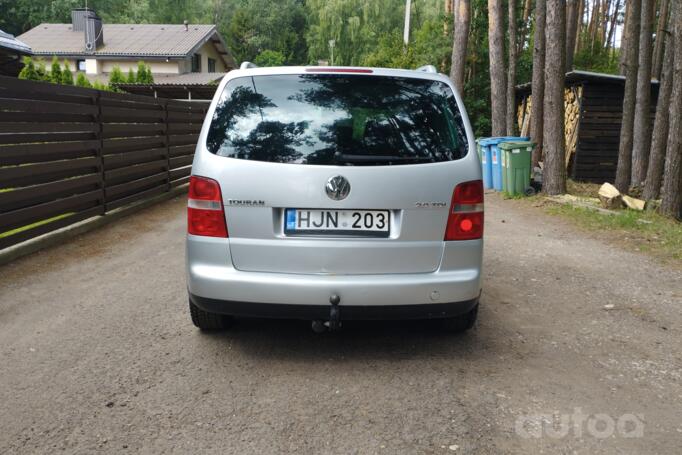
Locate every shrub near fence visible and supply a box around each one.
[0,75,209,249]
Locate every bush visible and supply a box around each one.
[92,81,109,91]
[109,65,125,85]
[35,61,50,81]
[127,68,136,83]
[18,56,40,81]
[61,61,74,85]
[135,61,154,84]
[75,72,92,88]
[50,56,62,83]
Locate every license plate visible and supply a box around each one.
[285,209,390,237]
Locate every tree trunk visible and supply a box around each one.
[614,0,641,192]
[543,0,567,195]
[652,0,670,79]
[575,0,585,54]
[450,0,470,94]
[506,0,518,135]
[660,0,682,219]
[531,0,546,167]
[517,0,533,55]
[488,0,507,136]
[600,0,611,46]
[589,0,601,51]
[619,0,630,74]
[604,0,620,52]
[643,30,673,200]
[631,0,656,187]
[566,0,580,71]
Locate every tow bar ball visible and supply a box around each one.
[311,294,342,333]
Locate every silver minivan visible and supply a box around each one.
[186,64,483,332]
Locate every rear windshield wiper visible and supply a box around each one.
[334,153,435,164]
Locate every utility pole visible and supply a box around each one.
[404,0,412,46]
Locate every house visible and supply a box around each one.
[0,29,32,76]
[17,8,236,84]
[516,71,659,183]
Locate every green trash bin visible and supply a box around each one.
[499,141,534,196]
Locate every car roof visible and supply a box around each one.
[223,65,451,84]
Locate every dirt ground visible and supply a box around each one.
[0,192,680,454]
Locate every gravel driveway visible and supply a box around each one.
[1,192,680,454]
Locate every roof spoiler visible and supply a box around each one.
[416,65,438,74]
[240,61,258,70]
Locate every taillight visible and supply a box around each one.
[188,176,228,238]
[444,180,484,241]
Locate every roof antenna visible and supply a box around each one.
[183,20,189,32]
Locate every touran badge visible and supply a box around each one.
[325,175,350,201]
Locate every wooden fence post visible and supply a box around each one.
[94,89,106,215]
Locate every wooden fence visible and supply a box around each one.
[0,75,209,249]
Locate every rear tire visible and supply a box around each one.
[189,300,232,331]
[441,303,478,333]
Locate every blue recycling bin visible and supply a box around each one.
[477,139,494,189]
[480,137,529,191]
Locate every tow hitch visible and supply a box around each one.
[311,294,341,333]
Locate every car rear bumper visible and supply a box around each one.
[189,293,479,320]
[187,235,482,317]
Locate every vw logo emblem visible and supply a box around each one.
[325,175,350,201]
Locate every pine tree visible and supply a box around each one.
[127,68,136,83]
[631,0,656,187]
[660,0,682,219]
[36,61,49,81]
[530,0,547,167]
[449,0,470,94]
[61,60,74,85]
[614,0,642,192]
[18,56,40,81]
[488,0,507,135]
[75,72,92,88]
[50,56,62,84]
[109,65,125,85]
[135,62,154,84]
[543,0,567,195]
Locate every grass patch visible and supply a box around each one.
[546,203,682,264]
[0,212,75,240]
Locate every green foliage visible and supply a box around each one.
[92,80,110,91]
[127,68,136,83]
[75,72,92,88]
[61,60,74,85]
[254,50,286,67]
[35,60,50,81]
[135,61,154,83]
[226,0,307,64]
[461,0,491,137]
[18,56,39,81]
[49,56,62,83]
[108,65,125,85]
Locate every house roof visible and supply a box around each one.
[17,23,235,68]
[516,70,660,94]
[0,29,32,55]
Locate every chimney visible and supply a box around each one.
[83,9,104,53]
[183,20,189,32]
[71,8,90,31]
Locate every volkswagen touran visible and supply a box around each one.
[186,64,483,332]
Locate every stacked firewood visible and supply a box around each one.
[515,86,583,168]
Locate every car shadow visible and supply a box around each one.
[198,306,506,364]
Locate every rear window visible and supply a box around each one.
[206,74,469,165]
